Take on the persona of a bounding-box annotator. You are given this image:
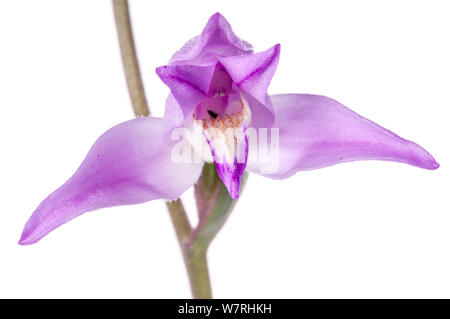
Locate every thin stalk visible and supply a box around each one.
[167,200,212,298]
[112,0,149,116]
[112,0,212,298]
[183,244,212,299]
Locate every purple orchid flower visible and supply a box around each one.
[19,12,438,245]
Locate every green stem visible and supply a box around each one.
[112,0,211,298]
[183,244,212,299]
[166,200,212,298]
[112,0,149,117]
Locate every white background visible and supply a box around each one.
[0,0,448,298]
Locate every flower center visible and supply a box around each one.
[194,64,242,121]
[194,92,250,164]
[190,63,251,165]
[190,64,251,199]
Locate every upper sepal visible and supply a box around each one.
[169,12,253,65]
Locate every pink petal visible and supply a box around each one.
[219,45,280,128]
[169,12,253,65]
[241,91,275,130]
[248,94,439,178]
[156,63,216,122]
[219,44,280,106]
[19,117,202,245]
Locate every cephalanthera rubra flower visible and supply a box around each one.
[19,13,438,245]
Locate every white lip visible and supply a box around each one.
[194,92,251,164]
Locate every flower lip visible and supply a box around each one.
[195,93,251,199]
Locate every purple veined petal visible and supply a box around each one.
[247,94,439,179]
[213,142,248,200]
[196,95,251,199]
[219,44,280,129]
[156,63,216,121]
[219,44,280,106]
[204,127,249,200]
[169,12,253,66]
[19,117,203,245]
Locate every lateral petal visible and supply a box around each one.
[19,117,202,245]
[248,94,439,178]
